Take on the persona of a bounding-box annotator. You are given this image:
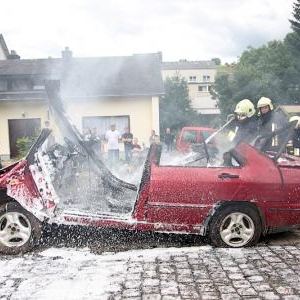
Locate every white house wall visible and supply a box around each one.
[65,96,159,150]
[0,101,49,156]
[0,95,160,157]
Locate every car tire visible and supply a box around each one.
[0,202,42,255]
[208,204,262,248]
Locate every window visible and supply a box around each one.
[32,77,47,90]
[189,76,197,82]
[203,75,210,82]
[11,79,32,91]
[198,85,208,92]
[82,115,130,139]
[198,85,211,92]
[182,130,197,143]
[33,85,45,90]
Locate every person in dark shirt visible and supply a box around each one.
[163,127,175,152]
[287,116,300,156]
[222,151,234,167]
[122,127,133,162]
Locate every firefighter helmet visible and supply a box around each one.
[234,99,255,120]
[257,97,274,110]
[289,115,300,128]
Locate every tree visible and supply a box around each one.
[290,0,300,35]
[212,2,300,120]
[283,33,300,103]
[16,136,37,159]
[213,39,300,121]
[159,76,201,134]
[211,58,221,66]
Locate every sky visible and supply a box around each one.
[0,0,296,64]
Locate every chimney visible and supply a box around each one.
[8,50,20,60]
[61,47,72,60]
[157,51,162,62]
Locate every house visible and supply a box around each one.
[0,34,20,60]
[0,39,164,159]
[0,34,9,60]
[278,105,300,117]
[161,59,220,120]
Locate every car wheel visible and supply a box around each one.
[208,204,262,248]
[0,203,42,255]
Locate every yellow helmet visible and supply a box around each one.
[234,99,255,120]
[257,97,274,110]
[289,115,300,128]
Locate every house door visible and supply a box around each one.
[8,118,41,158]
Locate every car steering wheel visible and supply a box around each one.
[64,137,86,157]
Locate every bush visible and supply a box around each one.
[16,136,37,159]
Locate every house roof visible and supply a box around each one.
[0,52,165,98]
[161,60,216,70]
[0,58,59,75]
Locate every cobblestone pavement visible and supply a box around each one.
[1,230,300,300]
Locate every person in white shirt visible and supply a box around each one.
[105,124,121,165]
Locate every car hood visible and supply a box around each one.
[44,80,137,193]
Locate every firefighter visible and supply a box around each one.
[287,116,300,156]
[255,97,288,152]
[228,99,258,145]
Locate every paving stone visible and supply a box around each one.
[232,280,252,289]
[142,278,160,286]
[159,274,176,281]
[161,296,181,300]
[245,275,264,282]
[228,273,245,280]
[160,285,179,295]
[142,294,161,300]
[217,285,237,294]
[200,292,221,299]
[258,291,280,299]
[236,287,258,296]
[143,270,157,278]
[142,286,160,294]
[124,280,141,289]
[3,242,300,299]
[221,294,242,300]
[179,290,200,299]
[177,275,194,283]
[274,286,295,295]
[251,282,273,292]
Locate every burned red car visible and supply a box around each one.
[1,81,300,255]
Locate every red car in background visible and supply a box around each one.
[0,80,300,255]
[176,126,215,152]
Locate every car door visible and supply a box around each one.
[276,160,300,226]
[145,163,244,226]
[233,145,296,228]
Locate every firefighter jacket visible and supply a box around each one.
[255,110,288,152]
[227,115,258,146]
[287,128,300,156]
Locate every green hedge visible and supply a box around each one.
[16,136,37,159]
